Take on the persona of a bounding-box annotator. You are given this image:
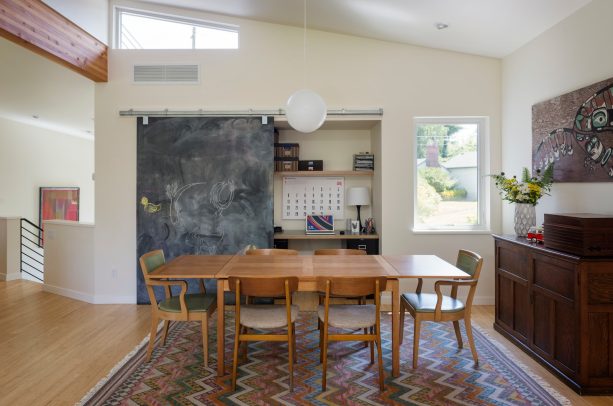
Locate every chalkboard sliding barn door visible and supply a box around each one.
[136,117,274,304]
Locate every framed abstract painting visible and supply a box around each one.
[39,187,80,229]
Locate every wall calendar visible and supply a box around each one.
[282,177,345,220]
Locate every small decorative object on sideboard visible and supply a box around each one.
[490,164,554,237]
[526,226,544,244]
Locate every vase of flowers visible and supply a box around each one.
[491,165,554,237]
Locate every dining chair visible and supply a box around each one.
[399,249,483,368]
[139,249,217,366]
[245,248,299,255]
[314,248,370,348]
[317,276,387,392]
[229,276,299,391]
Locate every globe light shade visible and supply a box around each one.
[285,89,327,133]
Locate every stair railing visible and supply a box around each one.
[20,218,44,282]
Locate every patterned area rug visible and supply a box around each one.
[80,312,569,405]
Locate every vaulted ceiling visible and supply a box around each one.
[139,0,592,58]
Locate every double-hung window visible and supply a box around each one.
[413,117,489,232]
[115,8,239,50]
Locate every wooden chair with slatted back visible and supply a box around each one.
[229,276,300,391]
[245,248,299,255]
[399,249,483,368]
[314,248,370,348]
[139,250,217,366]
[317,276,387,392]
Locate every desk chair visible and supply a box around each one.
[317,277,386,391]
[400,249,483,368]
[139,250,217,366]
[245,248,298,255]
[230,276,299,391]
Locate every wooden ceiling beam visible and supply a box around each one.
[0,0,107,82]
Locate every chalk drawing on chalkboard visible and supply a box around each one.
[210,180,236,216]
[182,230,224,254]
[140,196,161,213]
[166,181,207,225]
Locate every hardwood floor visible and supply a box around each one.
[1,280,611,405]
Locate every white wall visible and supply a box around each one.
[0,38,95,137]
[95,1,502,303]
[43,221,95,302]
[0,218,20,281]
[0,36,95,224]
[0,117,95,223]
[43,0,109,45]
[502,0,613,232]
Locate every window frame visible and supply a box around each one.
[113,6,239,50]
[412,116,490,234]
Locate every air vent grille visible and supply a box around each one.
[133,64,199,84]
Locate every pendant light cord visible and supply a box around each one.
[303,0,307,88]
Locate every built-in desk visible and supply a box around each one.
[273,230,379,254]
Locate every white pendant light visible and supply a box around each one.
[286,0,326,133]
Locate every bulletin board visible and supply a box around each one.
[282,177,345,219]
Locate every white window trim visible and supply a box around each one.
[412,116,491,234]
[113,6,239,50]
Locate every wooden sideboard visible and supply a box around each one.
[493,234,613,394]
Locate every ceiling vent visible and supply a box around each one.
[133,64,199,84]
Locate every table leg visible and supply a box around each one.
[217,278,225,377]
[390,278,400,377]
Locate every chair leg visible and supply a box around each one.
[146,316,159,362]
[399,304,405,345]
[376,335,384,391]
[288,329,294,392]
[292,323,297,363]
[453,320,463,349]
[412,318,421,369]
[319,321,324,364]
[322,321,329,391]
[361,297,369,348]
[242,327,249,362]
[232,325,240,391]
[161,320,170,346]
[369,326,375,364]
[202,315,209,368]
[464,317,479,365]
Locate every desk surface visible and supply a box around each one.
[149,254,468,280]
[274,230,379,240]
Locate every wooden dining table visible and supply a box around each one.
[149,254,470,378]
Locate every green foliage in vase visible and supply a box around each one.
[491,164,554,206]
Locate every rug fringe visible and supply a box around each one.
[472,324,572,406]
[75,322,163,406]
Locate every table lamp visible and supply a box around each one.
[347,187,370,233]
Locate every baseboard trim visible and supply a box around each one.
[43,283,95,303]
[92,295,135,304]
[43,284,136,304]
[0,272,22,281]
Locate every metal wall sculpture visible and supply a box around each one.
[532,77,613,182]
[136,117,274,303]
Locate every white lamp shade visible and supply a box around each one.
[347,187,370,206]
[285,89,327,133]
